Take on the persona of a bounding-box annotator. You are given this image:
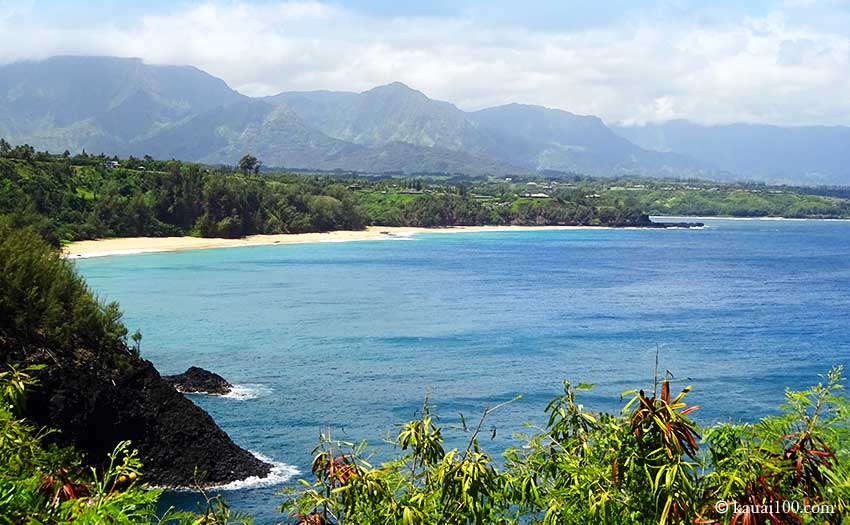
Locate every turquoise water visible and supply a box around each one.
[74,219,850,522]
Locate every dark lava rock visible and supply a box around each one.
[631,214,705,228]
[1,227,271,487]
[19,355,271,487]
[163,367,233,395]
[651,221,705,228]
[617,214,704,228]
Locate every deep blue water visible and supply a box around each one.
[74,218,850,523]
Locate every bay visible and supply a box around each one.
[74,218,850,522]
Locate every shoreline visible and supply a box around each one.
[62,225,610,259]
[151,450,299,492]
[653,215,850,221]
[62,215,850,259]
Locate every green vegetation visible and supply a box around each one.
[284,371,850,525]
[603,179,850,218]
[0,222,252,523]
[0,147,659,246]
[5,353,848,524]
[0,146,368,246]
[0,218,130,363]
[4,146,849,249]
[5,144,850,249]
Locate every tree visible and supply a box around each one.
[0,138,10,156]
[238,154,260,175]
[14,144,35,162]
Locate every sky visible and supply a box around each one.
[2,0,850,126]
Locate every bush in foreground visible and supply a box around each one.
[283,369,849,525]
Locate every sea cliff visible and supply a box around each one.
[0,223,270,487]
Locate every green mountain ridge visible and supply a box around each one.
[2,56,850,183]
[266,84,707,178]
[268,82,496,152]
[0,56,244,154]
[468,103,705,176]
[133,98,513,175]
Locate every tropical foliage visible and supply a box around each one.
[618,184,850,218]
[283,370,850,525]
[0,150,368,246]
[4,146,849,248]
[0,148,659,247]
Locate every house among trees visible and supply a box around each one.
[520,192,550,198]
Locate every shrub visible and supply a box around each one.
[283,369,850,525]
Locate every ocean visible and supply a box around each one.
[74,218,850,522]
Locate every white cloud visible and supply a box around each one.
[2,1,850,126]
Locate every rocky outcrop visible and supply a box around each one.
[510,213,703,229]
[20,354,270,487]
[163,367,233,395]
[626,214,704,228]
[0,225,271,488]
[646,221,705,228]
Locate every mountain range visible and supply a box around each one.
[2,56,849,185]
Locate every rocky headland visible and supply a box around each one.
[25,357,271,487]
[0,225,271,487]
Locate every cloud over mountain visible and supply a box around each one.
[3,1,850,127]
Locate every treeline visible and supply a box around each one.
[0,148,656,246]
[0,153,367,246]
[350,176,654,228]
[0,138,177,171]
[608,185,850,218]
[4,144,849,246]
[357,190,649,228]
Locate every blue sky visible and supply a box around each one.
[8,1,820,28]
[3,0,850,125]
[18,0,847,29]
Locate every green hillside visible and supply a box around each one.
[0,147,681,246]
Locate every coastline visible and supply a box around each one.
[64,216,850,260]
[653,215,850,221]
[62,225,606,259]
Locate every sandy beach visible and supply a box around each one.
[62,225,599,259]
